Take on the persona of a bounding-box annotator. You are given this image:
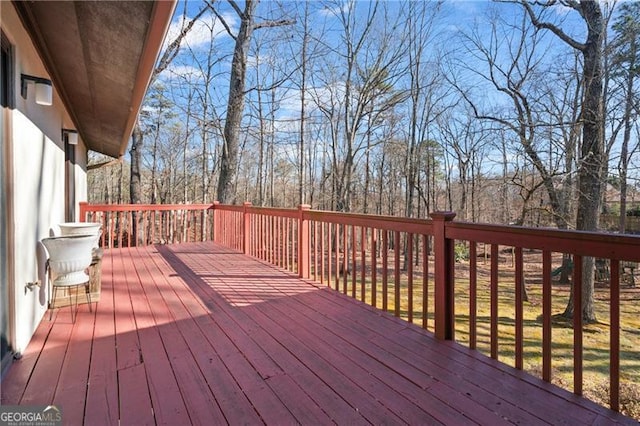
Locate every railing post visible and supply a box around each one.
[243,202,252,254]
[298,204,311,278]
[79,202,88,222]
[212,201,220,243]
[430,211,456,341]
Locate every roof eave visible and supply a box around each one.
[118,0,176,158]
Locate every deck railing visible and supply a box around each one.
[80,203,214,247]
[79,201,640,414]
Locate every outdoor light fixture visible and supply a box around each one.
[21,73,53,106]
[62,129,78,145]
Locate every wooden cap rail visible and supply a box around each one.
[79,201,639,414]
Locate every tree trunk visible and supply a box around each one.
[563,2,604,323]
[256,68,266,206]
[298,2,309,205]
[150,117,160,204]
[520,0,603,322]
[618,36,637,233]
[130,125,143,204]
[130,125,143,245]
[217,1,257,203]
[363,129,371,214]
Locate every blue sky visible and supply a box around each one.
[159,0,588,100]
[143,1,624,180]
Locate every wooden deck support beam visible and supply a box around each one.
[430,211,456,341]
[243,202,252,254]
[212,201,220,244]
[298,204,310,278]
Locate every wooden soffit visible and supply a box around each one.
[13,0,176,158]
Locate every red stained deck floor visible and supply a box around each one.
[1,242,634,425]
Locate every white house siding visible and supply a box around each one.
[2,3,88,355]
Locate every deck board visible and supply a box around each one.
[53,310,94,426]
[84,249,119,426]
[0,309,55,406]
[147,245,299,425]
[19,321,72,406]
[133,246,224,425]
[1,242,636,425]
[126,247,193,426]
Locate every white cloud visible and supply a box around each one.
[549,2,573,16]
[317,1,351,18]
[309,81,346,110]
[279,91,302,114]
[164,12,238,50]
[246,54,260,68]
[271,82,346,123]
[272,116,299,136]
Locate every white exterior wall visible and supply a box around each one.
[2,4,88,354]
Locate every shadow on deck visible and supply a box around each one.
[1,242,634,425]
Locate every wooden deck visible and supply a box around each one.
[1,242,634,425]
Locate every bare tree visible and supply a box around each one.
[214,0,294,203]
[130,4,210,205]
[438,109,489,221]
[130,127,143,204]
[296,2,311,205]
[320,0,407,212]
[248,44,283,206]
[404,0,446,221]
[611,2,640,232]
[517,0,605,322]
[454,12,573,229]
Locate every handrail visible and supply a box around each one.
[79,202,216,247]
[247,206,299,218]
[447,221,640,261]
[80,203,213,212]
[79,201,638,414]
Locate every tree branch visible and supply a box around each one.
[244,67,298,94]
[206,1,236,40]
[152,4,212,82]
[253,19,296,31]
[518,1,586,51]
[227,0,244,18]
